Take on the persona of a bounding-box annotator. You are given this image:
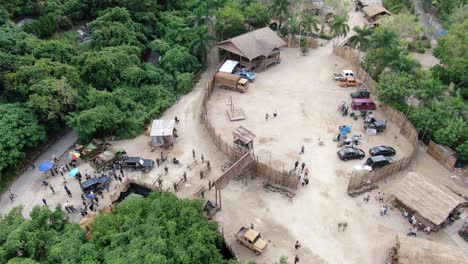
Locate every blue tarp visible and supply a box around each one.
[340,125,352,135]
[38,161,53,172]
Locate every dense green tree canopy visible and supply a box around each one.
[0,0,219,186]
[0,193,234,264]
[434,19,468,89]
[245,2,270,29]
[216,0,247,39]
[0,104,46,175]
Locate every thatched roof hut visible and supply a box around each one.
[387,173,465,228]
[393,235,468,264]
[362,5,391,21]
[216,27,287,70]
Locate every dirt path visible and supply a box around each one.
[0,130,78,217]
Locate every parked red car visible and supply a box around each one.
[351,98,376,110]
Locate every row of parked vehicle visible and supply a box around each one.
[337,146,395,170]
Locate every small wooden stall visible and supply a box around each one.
[388,235,468,264]
[233,126,256,153]
[150,119,176,148]
[216,27,287,71]
[386,173,466,231]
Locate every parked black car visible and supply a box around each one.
[337,147,365,161]
[122,157,154,172]
[364,120,387,133]
[81,176,110,194]
[365,155,393,170]
[350,90,370,98]
[369,146,396,156]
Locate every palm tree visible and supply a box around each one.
[330,15,350,44]
[188,4,213,27]
[300,13,319,36]
[190,26,215,65]
[269,0,290,29]
[348,25,373,60]
[370,28,399,49]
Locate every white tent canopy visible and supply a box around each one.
[219,60,239,73]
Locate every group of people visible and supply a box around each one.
[294,241,301,264]
[264,110,278,121]
[293,160,310,186]
[403,211,431,236]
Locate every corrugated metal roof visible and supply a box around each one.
[150,120,175,137]
[217,27,287,60]
[233,126,256,144]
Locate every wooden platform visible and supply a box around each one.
[227,109,246,121]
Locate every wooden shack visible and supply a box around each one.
[216,27,287,71]
[233,126,256,151]
[150,119,176,147]
[387,173,465,230]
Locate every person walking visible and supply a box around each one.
[183,171,187,182]
[8,189,16,203]
[294,255,300,264]
[164,166,168,175]
[69,203,76,213]
[294,161,299,170]
[201,154,204,164]
[64,201,71,213]
[64,185,72,198]
[49,185,55,195]
[273,110,277,118]
[192,149,196,160]
[200,171,204,179]
[301,162,306,171]
[265,113,269,121]
[300,145,305,154]
[42,198,47,206]
[156,158,160,167]
[42,180,49,188]
[294,240,301,250]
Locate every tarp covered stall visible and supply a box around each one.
[150,119,176,147]
[392,235,468,264]
[387,173,465,229]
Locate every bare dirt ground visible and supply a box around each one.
[207,44,466,263]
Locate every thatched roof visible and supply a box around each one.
[217,27,287,60]
[395,235,468,264]
[388,173,465,226]
[362,5,391,19]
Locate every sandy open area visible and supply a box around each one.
[206,44,465,263]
